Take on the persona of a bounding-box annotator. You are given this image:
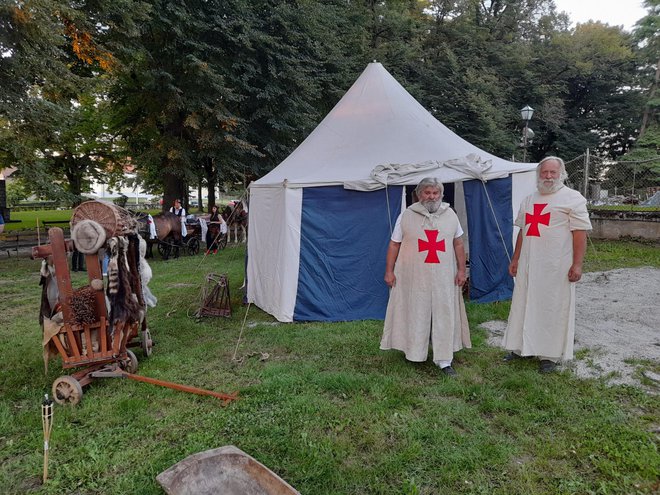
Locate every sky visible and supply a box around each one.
[552,0,648,31]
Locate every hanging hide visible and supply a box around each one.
[138,236,158,307]
[125,234,144,307]
[106,236,141,333]
[39,259,60,326]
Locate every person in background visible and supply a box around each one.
[502,156,592,373]
[71,246,85,272]
[380,177,471,377]
[205,204,226,254]
[169,199,187,238]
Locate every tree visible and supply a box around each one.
[110,0,252,210]
[634,0,659,139]
[0,0,147,204]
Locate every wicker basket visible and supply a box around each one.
[70,200,137,238]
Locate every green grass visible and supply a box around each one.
[4,209,73,230]
[4,208,163,231]
[585,238,660,272]
[0,242,658,494]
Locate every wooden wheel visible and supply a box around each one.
[218,234,228,250]
[122,350,139,374]
[158,241,172,260]
[186,237,200,256]
[52,376,83,406]
[141,328,153,357]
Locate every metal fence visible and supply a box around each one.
[564,150,660,209]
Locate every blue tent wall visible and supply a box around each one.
[294,186,403,321]
[463,177,514,302]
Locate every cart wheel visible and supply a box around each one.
[219,235,228,250]
[158,242,172,260]
[187,237,200,256]
[123,350,139,374]
[141,328,153,357]
[52,376,83,406]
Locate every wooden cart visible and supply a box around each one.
[34,201,237,406]
[34,201,153,405]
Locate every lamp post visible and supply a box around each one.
[521,105,534,162]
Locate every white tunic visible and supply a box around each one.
[503,186,592,360]
[381,202,471,362]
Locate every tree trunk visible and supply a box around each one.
[204,157,217,210]
[162,162,186,212]
[197,180,203,212]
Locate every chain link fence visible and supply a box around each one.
[564,151,660,210]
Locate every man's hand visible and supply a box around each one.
[455,268,466,287]
[509,259,519,277]
[568,263,583,282]
[384,271,396,288]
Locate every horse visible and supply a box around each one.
[221,200,248,243]
[135,212,184,259]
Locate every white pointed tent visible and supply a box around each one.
[248,62,537,322]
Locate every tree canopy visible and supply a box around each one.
[1,0,657,206]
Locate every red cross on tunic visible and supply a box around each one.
[418,230,446,263]
[525,203,551,237]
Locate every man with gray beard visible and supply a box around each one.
[380,177,471,376]
[503,157,592,373]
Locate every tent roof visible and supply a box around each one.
[252,62,535,189]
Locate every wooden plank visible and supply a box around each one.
[50,335,70,363]
[47,229,75,324]
[64,325,81,358]
[83,325,93,359]
[111,321,123,355]
[99,317,107,353]
[85,252,108,320]
[31,239,73,259]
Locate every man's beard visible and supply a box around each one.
[537,178,564,194]
[422,199,441,213]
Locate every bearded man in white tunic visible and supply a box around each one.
[503,157,592,373]
[380,178,471,377]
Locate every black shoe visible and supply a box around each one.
[440,366,457,377]
[539,360,557,374]
[503,352,522,362]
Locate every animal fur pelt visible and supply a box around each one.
[138,235,157,307]
[106,236,141,334]
[125,234,144,307]
[39,259,59,326]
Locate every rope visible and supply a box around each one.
[232,302,251,361]
[479,180,512,263]
[385,183,394,236]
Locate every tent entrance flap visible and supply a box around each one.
[463,177,514,303]
[294,186,403,321]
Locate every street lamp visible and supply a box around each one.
[520,105,534,162]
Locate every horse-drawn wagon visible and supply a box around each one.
[136,212,204,260]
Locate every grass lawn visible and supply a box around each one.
[4,209,163,231]
[0,240,658,494]
[4,209,74,231]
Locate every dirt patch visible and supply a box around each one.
[481,267,660,388]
